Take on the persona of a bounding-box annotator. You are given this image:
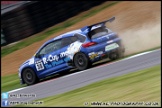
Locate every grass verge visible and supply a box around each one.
[1,74,26,93]
[16,65,161,107]
[1,1,119,58]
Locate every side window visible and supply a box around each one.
[61,34,86,48]
[38,40,62,56]
[62,37,72,48]
[74,33,86,42]
[54,40,62,50]
[39,47,46,55]
[62,36,79,48]
[70,36,78,43]
[46,42,56,54]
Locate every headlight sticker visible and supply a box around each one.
[28,58,34,65]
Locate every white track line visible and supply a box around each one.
[8,87,27,93]
[6,48,160,93]
[123,50,156,60]
[61,49,159,79]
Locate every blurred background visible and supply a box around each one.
[1,1,161,106]
[1,1,161,76]
[1,1,106,46]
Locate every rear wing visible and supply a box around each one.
[81,16,115,32]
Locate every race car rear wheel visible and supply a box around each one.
[22,68,38,86]
[74,52,91,70]
[109,52,118,60]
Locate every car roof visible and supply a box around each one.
[37,29,82,50]
[45,29,82,44]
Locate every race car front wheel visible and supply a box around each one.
[74,52,91,71]
[22,68,38,85]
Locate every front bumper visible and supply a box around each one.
[19,78,25,85]
[19,73,25,85]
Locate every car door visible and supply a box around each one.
[58,37,73,67]
[34,40,62,78]
[47,39,67,74]
[60,35,85,62]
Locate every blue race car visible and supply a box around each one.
[18,17,125,85]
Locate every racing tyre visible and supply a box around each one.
[74,52,91,70]
[109,52,119,60]
[22,68,38,85]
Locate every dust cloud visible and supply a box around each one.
[119,22,161,55]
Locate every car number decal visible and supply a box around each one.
[35,60,44,71]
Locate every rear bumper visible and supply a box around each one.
[90,47,119,62]
[83,37,125,63]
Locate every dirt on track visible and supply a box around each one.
[1,1,161,76]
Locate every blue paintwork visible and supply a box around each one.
[18,17,123,84]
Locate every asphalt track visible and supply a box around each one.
[5,49,161,106]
